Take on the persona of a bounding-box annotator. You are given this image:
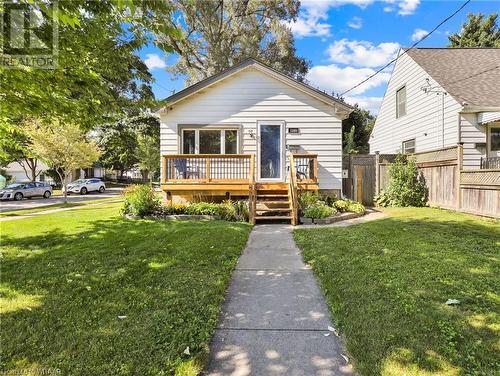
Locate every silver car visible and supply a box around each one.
[0,182,53,201]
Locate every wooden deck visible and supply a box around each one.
[161,153,319,223]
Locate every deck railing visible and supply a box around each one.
[480,156,500,170]
[292,153,318,183]
[162,154,252,183]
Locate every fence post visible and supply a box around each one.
[456,143,463,211]
[375,152,380,195]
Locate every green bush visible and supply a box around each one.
[374,154,428,207]
[122,185,161,217]
[346,200,365,213]
[303,203,336,219]
[298,191,321,210]
[334,199,349,212]
[186,202,222,216]
[157,200,248,222]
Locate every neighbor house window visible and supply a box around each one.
[182,128,239,154]
[490,127,500,151]
[396,85,406,118]
[402,138,415,154]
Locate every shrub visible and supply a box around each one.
[322,194,338,207]
[374,155,428,207]
[346,200,365,213]
[222,200,249,222]
[298,191,321,210]
[303,203,336,219]
[122,185,161,217]
[185,202,222,216]
[334,199,349,212]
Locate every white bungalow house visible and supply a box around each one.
[370,48,500,170]
[156,58,353,223]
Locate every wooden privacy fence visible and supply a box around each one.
[343,145,499,218]
[374,145,499,218]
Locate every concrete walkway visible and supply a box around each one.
[206,225,354,376]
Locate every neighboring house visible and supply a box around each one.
[156,58,353,223]
[4,160,50,183]
[370,48,500,170]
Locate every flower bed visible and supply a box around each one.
[122,185,249,222]
[298,191,366,225]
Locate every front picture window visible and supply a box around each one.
[199,130,221,154]
[182,128,239,154]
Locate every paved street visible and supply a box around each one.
[0,187,123,212]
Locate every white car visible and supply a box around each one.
[64,179,106,195]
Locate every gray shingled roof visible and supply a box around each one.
[405,48,500,108]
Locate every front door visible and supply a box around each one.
[258,122,284,181]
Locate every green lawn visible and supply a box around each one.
[0,198,121,218]
[0,203,251,375]
[294,208,499,376]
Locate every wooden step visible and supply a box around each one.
[257,193,289,198]
[255,215,292,220]
[256,200,291,205]
[257,207,291,213]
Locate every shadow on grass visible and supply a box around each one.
[1,210,251,375]
[294,209,499,376]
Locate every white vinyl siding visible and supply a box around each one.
[460,113,487,170]
[370,52,461,154]
[159,67,343,190]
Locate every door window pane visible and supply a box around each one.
[491,128,500,151]
[225,130,238,154]
[183,130,196,154]
[200,130,221,154]
[260,124,281,179]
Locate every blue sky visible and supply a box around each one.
[139,0,500,114]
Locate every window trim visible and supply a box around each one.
[396,84,407,119]
[488,125,500,153]
[179,126,241,154]
[402,138,416,154]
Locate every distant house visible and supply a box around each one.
[156,58,353,223]
[370,48,500,170]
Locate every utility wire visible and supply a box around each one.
[340,0,471,96]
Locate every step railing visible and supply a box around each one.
[292,153,318,183]
[288,154,299,225]
[249,154,256,224]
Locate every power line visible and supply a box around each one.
[340,0,471,96]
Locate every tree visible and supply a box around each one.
[161,0,309,85]
[342,105,375,154]
[26,119,101,203]
[448,13,500,47]
[96,112,160,179]
[136,134,160,184]
[0,0,179,174]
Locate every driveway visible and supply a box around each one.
[0,187,123,212]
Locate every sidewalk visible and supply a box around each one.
[206,225,354,376]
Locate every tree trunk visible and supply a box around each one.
[56,170,68,204]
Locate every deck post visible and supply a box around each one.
[162,156,167,183]
[206,159,211,182]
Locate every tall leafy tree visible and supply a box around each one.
[342,105,375,154]
[448,13,500,47]
[0,0,178,177]
[161,0,309,85]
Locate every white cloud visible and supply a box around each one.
[286,15,331,37]
[383,0,420,16]
[144,54,166,70]
[307,64,391,95]
[411,28,428,42]
[345,95,383,114]
[398,0,420,15]
[347,17,363,29]
[327,39,400,68]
